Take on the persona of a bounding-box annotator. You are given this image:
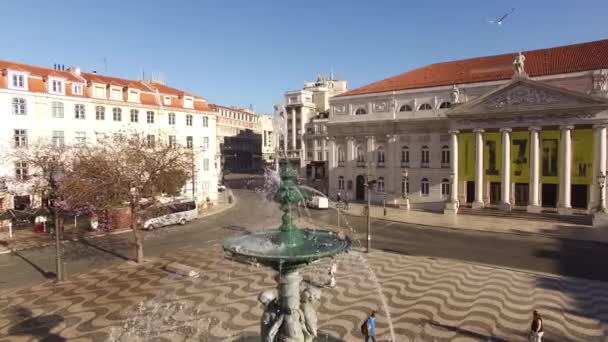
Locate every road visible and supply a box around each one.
[1,189,608,290]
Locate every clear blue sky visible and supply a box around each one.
[2,0,607,113]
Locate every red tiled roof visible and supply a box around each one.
[148,81,192,96]
[81,72,150,91]
[209,103,256,116]
[194,99,210,111]
[339,39,608,97]
[0,60,83,82]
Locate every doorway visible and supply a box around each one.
[490,182,501,204]
[466,181,475,204]
[571,185,588,209]
[356,175,365,201]
[542,184,557,208]
[514,183,529,206]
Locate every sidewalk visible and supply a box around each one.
[0,192,237,254]
[343,202,608,244]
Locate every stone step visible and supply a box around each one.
[457,206,591,225]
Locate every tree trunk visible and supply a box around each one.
[131,202,144,263]
[54,214,63,282]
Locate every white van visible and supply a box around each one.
[306,195,329,209]
[143,200,197,230]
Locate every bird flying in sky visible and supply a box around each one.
[488,8,515,26]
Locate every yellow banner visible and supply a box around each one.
[458,133,475,181]
[511,131,529,183]
[484,132,502,182]
[572,129,593,185]
[540,130,560,184]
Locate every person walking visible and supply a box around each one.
[337,192,342,203]
[361,310,376,342]
[529,310,544,342]
[344,191,350,211]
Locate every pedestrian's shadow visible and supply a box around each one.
[11,250,56,279]
[232,333,344,341]
[428,321,511,342]
[8,306,65,341]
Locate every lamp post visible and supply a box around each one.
[401,168,410,210]
[599,171,607,213]
[364,162,376,253]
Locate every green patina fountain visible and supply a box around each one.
[223,160,351,342]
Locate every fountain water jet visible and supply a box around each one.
[223,160,351,341]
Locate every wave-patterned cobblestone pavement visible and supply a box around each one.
[1,246,608,341]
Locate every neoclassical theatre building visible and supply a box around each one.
[326,39,608,215]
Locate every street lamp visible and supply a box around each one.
[401,168,410,210]
[599,171,607,213]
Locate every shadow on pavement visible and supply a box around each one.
[8,306,65,341]
[232,333,345,341]
[11,250,56,279]
[75,235,132,261]
[534,224,608,338]
[428,321,511,342]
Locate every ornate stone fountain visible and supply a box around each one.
[223,160,351,341]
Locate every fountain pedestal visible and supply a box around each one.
[223,161,351,342]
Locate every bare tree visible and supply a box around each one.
[6,138,73,281]
[63,132,192,263]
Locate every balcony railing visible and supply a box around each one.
[401,162,410,168]
[357,161,366,167]
[441,162,450,168]
[420,162,429,168]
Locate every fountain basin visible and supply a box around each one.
[223,228,351,270]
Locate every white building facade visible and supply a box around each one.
[280,75,347,167]
[0,60,219,210]
[327,39,608,216]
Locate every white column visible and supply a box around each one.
[500,128,512,211]
[313,139,319,161]
[346,137,355,199]
[387,135,397,196]
[328,138,336,197]
[558,125,573,215]
[321,138,327,161]
[445,130,459,215]
[366,136,375,165]
[527,127,542,213]
[472,129,485,209]
[595,124,607,211]
[290,108,296,151]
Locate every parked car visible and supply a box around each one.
[143,200,197,230]
[218,184,227,192]
[306,195,329,209]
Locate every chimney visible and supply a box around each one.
[67,66,81,75]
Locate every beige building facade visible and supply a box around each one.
[327,39,608,217]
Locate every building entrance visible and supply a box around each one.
[356,175,365,201]
[490,182,501,205]
[542,184,557,208]
[514,183,529,207]
[466,181,475,204]
[571,185,588,209]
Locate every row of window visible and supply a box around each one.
[337,176,451,196]
[336,145,451,167]
[13,154,210,181]
[353,102,452,115]
[11,98,209,127]
[12,129,209,150]
[217,108,259,123]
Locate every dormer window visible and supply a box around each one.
[8,72,28,90]
[93,85,105,98]
[72,83,83,95]
[128,89,140,102]
[49,79,64,95]
[163,96,171,105]
[184,97,193,109]
[110,87,122,101]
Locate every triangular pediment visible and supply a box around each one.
[448,78,608,116]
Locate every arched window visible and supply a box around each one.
[338,176,345,190]
[439,102,451,109]
[441,145,450,167]
[377,146,385,165]
[356,146,365,164]
[421,177,430,196]
[355,108,367,115]
[377,177,385,193]
[338,146,346,165]
[441,178,450,197]
[401,146,409,165]
[399,104,412,112]
[418,103,432,111]
[421,145,430,167]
